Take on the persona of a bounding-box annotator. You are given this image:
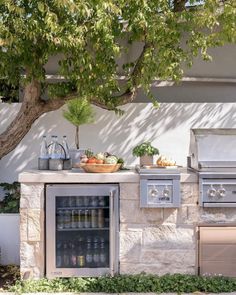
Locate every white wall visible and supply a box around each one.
[0,102,236,265]
[1,102,236,183]
[0,214,20,265]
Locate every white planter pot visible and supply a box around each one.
[0,213,20,265]
[70,149,85,168]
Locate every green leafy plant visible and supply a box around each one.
[84,149,94,158]
[0,182,20,213]
[8,274,236,293]
[132,142,159,157]
[63,98,95,149]
[0,265,20,290]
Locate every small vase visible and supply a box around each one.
[140,155,153,166]
[70,149,85,168]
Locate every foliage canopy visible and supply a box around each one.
[0,0,235,159]
[0,0,235,109]
[63,98,95,127]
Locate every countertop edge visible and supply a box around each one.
[18,169,198,184]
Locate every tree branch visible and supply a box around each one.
[107,41,153,106]
[173,0,188,12]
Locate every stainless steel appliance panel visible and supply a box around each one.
[140,174,180,208]
[189,129,236,171]
[199,226,236,277]
[200,178,236,207]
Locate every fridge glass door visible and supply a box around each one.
[55,195,110,269]
[46,184,118,278]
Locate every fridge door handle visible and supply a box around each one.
[109,189,115,276]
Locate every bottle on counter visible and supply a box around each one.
[62,136,70,159]
[50,136,61,159]
[49,135,63,170]
[38,135,49,170]
[62,135,72,170]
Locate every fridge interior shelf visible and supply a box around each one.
[57,206,109,210]
[57,228,109,231]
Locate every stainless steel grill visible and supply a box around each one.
[189,129,236,207]
[136,166,181,208]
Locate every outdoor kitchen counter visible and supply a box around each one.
[18,168,197,183]
[19,168,199,279]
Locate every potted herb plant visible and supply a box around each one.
[132,141,159,166]
[63,98,95,167]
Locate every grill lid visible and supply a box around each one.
[189,128,236,171]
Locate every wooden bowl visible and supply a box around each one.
[80,163,121,173]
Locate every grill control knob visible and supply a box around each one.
[208,185,216,198]
[218,185,226,198]
[150,188,158,198]
[163,186,170,198]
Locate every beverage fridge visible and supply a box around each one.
[46,184,119,278]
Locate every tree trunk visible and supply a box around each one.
[75,125,79,149]
[0,81,65,160]
[0,78,138,160]
[173,0,187,12]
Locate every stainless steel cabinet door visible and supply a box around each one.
[199,226,236,277]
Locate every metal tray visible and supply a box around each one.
[141,165,179,169]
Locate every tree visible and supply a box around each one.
[63,98,95,149]
[0,0,235,159]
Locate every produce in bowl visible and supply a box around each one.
[104,155,118,164]
[80,150,124,173]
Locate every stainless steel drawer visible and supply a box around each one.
[199,226,236,277]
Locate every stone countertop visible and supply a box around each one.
[18,168,197,183]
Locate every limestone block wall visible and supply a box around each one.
[119,182,199,275]
[20,179,236,279]
[119,182,236,275]
[20,183,45,279]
